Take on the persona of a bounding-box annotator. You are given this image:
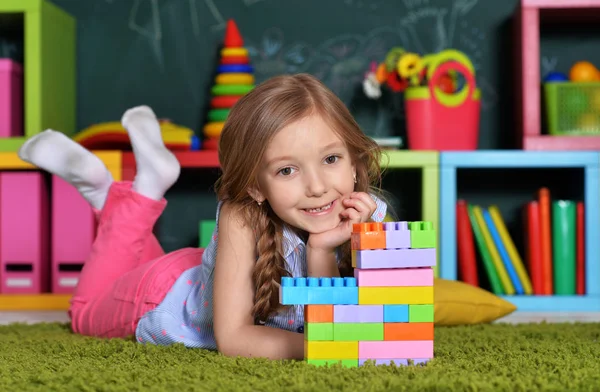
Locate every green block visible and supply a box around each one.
[409,221,436,248]
[199,220,216,248]
[305,323,333,341]
[409,304,434,322]
[333,323,383,341]
[306,359,358,368]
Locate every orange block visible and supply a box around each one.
[384,322,434,341]
[351,222,385,250]
[304,305,333,322]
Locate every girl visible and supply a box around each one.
[18,73,390,360]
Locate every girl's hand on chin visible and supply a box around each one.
[306,192,377,252]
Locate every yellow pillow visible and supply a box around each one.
[434,278,516,326]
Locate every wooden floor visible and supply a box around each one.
[1,311,600,326]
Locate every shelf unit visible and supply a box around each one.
[515,0,600,150]
[0,0,76,152]
[0,151,122,311]
[440,150,599,311]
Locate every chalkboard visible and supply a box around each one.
[46,0,525,149]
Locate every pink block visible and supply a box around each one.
[0,172,49,293]
[353,248,436,269]
[333,305,383,322]
[0,59,23,138]
[358,358,431,366]
[359,340,434,359]
[354,267,434,286]
[383,221,410,249]
[51,175,96,294]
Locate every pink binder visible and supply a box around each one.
[0,172,49,293]
[51,175,95,294]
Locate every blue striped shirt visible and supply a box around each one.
[135,195,387,349]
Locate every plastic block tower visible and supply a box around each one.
[279,221,436,367]
[202,20,255,150]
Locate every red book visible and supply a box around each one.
[456,200,478,286]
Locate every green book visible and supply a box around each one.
[467,204,504,295]
[552,200,576,295]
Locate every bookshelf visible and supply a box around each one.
[0,0,76,152]
[439,150,600,311]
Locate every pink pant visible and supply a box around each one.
[69,181,203,339]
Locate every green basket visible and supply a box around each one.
[544,82,600,136]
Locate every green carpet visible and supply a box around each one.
[1,322,599,391]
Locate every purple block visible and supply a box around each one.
[352,248,436,269]
[333,305,383,322]
[358,358,431,366]
[384,221,410,249]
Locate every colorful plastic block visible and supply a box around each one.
[304,323,333,341]
[409,304,434,322]
[358,286,433,305]
[0,172,49,293]
[409,221,436,248]
[358,358,430,366]
[384,323,434,341]
[305,341,358,359]
[352,248,436,269]
[333,305,383,322]
[358,340,433,359]
[384,221,411,249]
[333,323,383,341]
[305,305,333,322]
[279,277,358,305]
[354,267,434,287]
[351,222,385,250]
[383,305,409,322]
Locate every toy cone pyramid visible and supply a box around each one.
[202,19,255,150]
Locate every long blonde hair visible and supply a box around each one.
[215,73,385,322]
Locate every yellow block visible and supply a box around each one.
[216,73,254,85]
[305,341,358,360]
[221,47,249,57]
[358,286,433,305]
[0,294,71,310]
[203,122,225,138]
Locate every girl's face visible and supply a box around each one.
[251,114,356,235]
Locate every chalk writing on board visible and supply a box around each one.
[129,0,164,70]
[308,27,401,101]
[343,0,385,10]
[541,56,558,75]
[246,27,315,76]
[402,0,430,9]
[448,0,478,47]
[478,76,498,110]
[189,0,227,36]
[243,0,266,5]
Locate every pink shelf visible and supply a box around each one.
[515,0,600,150]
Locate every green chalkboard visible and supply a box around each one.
[47,0,524,150]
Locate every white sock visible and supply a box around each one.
[121,105,180,201]
[17,130,113,210]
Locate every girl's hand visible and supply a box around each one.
[307,192,377,252]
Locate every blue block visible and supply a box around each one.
[383,305,409,322]
[279,276,358,305]
[217,64,254,73]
